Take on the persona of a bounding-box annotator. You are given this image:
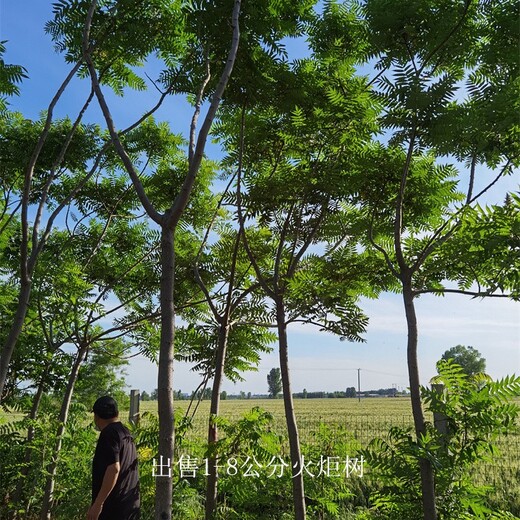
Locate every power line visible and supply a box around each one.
[362,368,408,378]
[255,366,407,378]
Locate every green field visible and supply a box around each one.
[2,396,519,516]
[140,397,417,445]
[135,396,520,513]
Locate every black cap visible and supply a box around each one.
[92,396,119,419]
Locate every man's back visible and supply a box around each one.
[92,421,140,519]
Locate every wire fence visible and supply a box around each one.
[175,413,520,508]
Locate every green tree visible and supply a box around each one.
[33,214,161,519]
[318,1,520,518]
[0,41,26,114]
[187,216,275,518]
[49,1,317,516]
[364,362,520,519]
[267,368,282,398]
[438,345,486,377]
[345,387,357,398]
[1,159,161,517]
[179,218,275,517]
[223,50,383,518]
[0,113,104,401]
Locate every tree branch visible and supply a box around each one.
[30,145,109,269]
[84,183,135,268]
[31,88,95,257]
[229,281,261,313]
[287,203,327,279]
[90,310,161,343]
[193,265,221,323]
[368,217,399,278]
[394,126,417,275]
[194,172,237,265]
[169,0,241,228]
[189,49,211,166]
[414,288,513,299]
[82,0,162,225]
[236,107,276,300]
[466,154,477,204]
[0,200,21,237]
[20,59,83,281]
[412,159,512,272]
[419,0,473,75]
[274,203,295,288]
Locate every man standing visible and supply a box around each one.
[88,396,140,520]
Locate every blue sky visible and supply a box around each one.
[1,1,518,395]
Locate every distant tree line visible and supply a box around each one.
[143,386,407,401]
[294,387,405,399]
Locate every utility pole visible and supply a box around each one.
[357,368,361,403]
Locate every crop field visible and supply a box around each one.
[2,397,518,513]
[140,397,418,445]
[139,396,520,449]
[137,396,520,512]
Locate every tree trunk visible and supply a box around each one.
[205,323,230,520]
[155,225,175,520]
[276,298,306,520]
[0,280,31,401]
[40,343,88,520]
[0,61,83,403]
[11,365,50,518]
[402,283,437,520]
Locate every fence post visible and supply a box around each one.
[432,383,448,446]
[129,389,140,426]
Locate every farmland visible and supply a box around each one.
[141,396,418,444]
[2,395,519,518]
[136,396,520,514]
